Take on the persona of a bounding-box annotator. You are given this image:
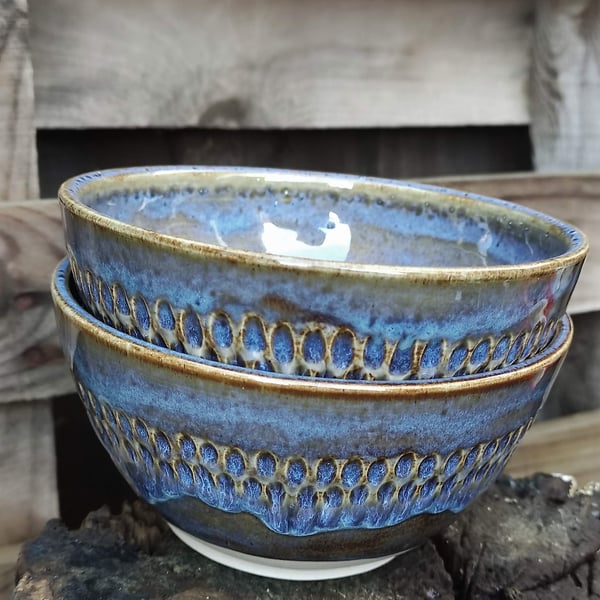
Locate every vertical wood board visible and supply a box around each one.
[0,402,58,545]
[530,0,600,170]
[0,200,72,403]
[0,0,38,200]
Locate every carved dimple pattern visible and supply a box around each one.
[70,255,559,381]
[76,380,532,536]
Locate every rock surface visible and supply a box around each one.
[12,474,600,599]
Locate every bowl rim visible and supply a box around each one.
[58,166,589,282]
[53,258,573,400]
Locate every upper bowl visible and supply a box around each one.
[52,257,572,580]
[59,166,587,380]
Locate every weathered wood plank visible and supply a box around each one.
[0,401,58,545]
[0,0,38,200]
[530,0,600,171]
[0,543,21,599]
[0,200,72,403]
[28,0,532,129]
[506,408,600,485]
[430,172,600,315]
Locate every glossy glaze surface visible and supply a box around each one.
[52,259,572,561]
[59,167,586,380]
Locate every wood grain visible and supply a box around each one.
[0,200,72,403]
[0,543,21,599]
[507,408,600,485]
[0,0,38,200]
[430,172,600,315]
[530,0,600,170]
[0,401,58,545]
[28,0,532,129]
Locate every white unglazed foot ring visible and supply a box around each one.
[167,522,399,581]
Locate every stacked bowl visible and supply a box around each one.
[52,166,587,580]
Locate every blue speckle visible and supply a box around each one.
[195,465,215,496]
[177,462,194,487]
[390,344,412,375]
[492,336,510,362]
[200,443,218,466]
[421,340,442,371]
[377,482,395,505]
[183,311,203,347]
[160,462,175,482]
[100,280,114,314]
[316,460,336,485]
[471,340,491,367]
[303,331,325,364]
[180,436,196,461]
[507,334,526,364]
[287,459,306,486]
[154,433,171,458]
[464,448,479,469]
[89,277,100,306]
[482,442,496,462]
[244,478,262,500]
[331,331,354,369]
[421,480,437,498]
[498,434,510,453]
[341,461,362,488]
[257,452,276,478]
[212,314,233,348]
[133,297,150,331]
[157,301,175,331]
[243,317,266,352]
[441,475,457,497]
[124,441,136,462]
[324,487,343,508]
[398,483,415,503]
[272,325,294,364]
[267,482,285,507]
[298,486,316,508]
[140,446,154,469]
[119,415,132,439]
[448,345,468,373]
[225,450,245,478]
[418,456,437,479]
[217,474,235,508]
[350,485,368,505]
[395,454,415,479]
[364,336,385,370]
[444,453,461,476]
[367,461,387,486]
[114,285,130,315]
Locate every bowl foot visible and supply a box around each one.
[167,522,400,581]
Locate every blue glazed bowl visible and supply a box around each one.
[58,166,586,381]
[52,258,572,579]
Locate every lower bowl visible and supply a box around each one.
[52,258,572,580]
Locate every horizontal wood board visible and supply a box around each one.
[28,0,532,129]
[0,200,72,403]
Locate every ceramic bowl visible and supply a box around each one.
[53,258,572,580]
[59,167,585,381]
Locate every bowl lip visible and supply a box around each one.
[53,258,573,399]
[58,165,589,282]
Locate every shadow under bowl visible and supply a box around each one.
[59,166,586,381]
[52,258,573,579]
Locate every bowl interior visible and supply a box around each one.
[62,167,581,268]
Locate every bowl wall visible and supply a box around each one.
[52,258,572,560]
[59,167,586,381]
